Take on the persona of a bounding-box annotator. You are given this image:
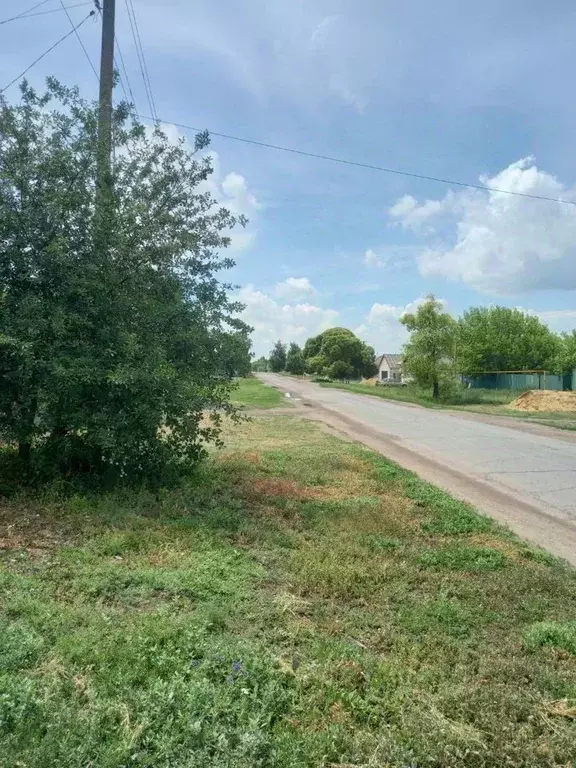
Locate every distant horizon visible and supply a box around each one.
[6,0,576,358]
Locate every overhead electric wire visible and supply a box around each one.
[59,0,98,80]
[1,10,95,93]
[125,0,156,119]
[0,0,51,25]
[136,113,576,206]
[114,35,138,109]
[124,0,156,121]
[123,0,153,117]
[1,2,92,24]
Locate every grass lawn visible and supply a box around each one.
[1,414,576,766]
[320,381,576,430]
[229,376,288,409]
[319,381,520,409]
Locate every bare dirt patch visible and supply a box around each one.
[0,505,72,558]
[510,390,576,413]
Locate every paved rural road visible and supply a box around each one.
[259,373,576,564]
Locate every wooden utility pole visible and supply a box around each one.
[96,0,115,216]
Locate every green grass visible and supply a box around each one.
[319,381,576,429]
[1,414,576,766]
[319,381,519,408]
[229,376,287,409]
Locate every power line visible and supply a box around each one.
[59,0,98,80]
[0,2,92,24]
[0,0,51,25]
[124,0,156,121]
[1,10,96,93]
[126,0,156,119]
[137,113,576,207]
[123,0,153,117]
[114,34,137,108]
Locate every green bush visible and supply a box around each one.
[0,81,247,488]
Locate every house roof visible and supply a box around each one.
[376,353,402,369]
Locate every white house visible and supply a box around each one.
[376,354,404,383]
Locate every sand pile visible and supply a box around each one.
[509,390,576,413]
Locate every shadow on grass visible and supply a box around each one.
[1,415,576,767]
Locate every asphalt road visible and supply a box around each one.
[259,373,576,564]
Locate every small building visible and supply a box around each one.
[376,353,404,384]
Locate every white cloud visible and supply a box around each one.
[357,296,447,353]
[238,284,338,355]
[221,171,262,217]
[139,2,372,113]
[199,152,262,254]
[362,245,418,272]
[363,248,385,268]
[136,127,261,254]
[519,308,576,334]
[275,277,319,300]
[389,193,452,231]
[389,158,576,292]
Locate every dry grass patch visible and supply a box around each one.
[2,413,576,767]
[465,533,526,563]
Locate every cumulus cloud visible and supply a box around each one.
[197,151,262,254]
[356,296,447,352]
[519,308,576,334]
[275,277,319,300]
[361,245,418,273]
[139,127,261,254]
[238,285,338,355]
[220,171,262,218]
[363,249,385,268]
[389,193,450,231]
[389,158,576,293]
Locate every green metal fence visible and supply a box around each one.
[467,371,573,391]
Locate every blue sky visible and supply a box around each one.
[3,0,576,355]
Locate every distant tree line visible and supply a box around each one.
[255,329,376,379]
[402,297,573,399]
[257,299,575,401]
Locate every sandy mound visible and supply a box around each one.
[509,390,576,413]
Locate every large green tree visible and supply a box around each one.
[285,342,306,375]
[0,79,247,484]
[457,306,559,376]
[556,330,576,373]
[401,295,457,399]
[303,334,322,360]
[303,328,376,380]
[251,356,269,372]
[268,341,286,372]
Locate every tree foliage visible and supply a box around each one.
[217,322,253,378]
[303,334,322,360]
[556,330,576,373]
[251,356,269,372]
[401,296,457,399]
[457,306,559,376]
[0,79,248,486]
[285,342,306,375]
[268,341,286,372]
[302,328,376,380]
